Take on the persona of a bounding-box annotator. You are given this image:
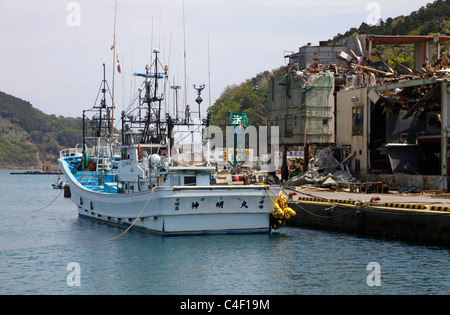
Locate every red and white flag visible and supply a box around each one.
[117,54,121,73]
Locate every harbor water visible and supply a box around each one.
[0,169,449,295]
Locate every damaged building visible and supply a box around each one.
[268,34,450,191]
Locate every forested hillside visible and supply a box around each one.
[0,91,82,168]
[331,0,450,41]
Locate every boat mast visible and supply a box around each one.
[182,0,187,110]
[111,0,118,138]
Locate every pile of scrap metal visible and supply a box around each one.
[284,146,358,188]
[379,83,441,121]
[292,48,450,92]
[339,50,450,88]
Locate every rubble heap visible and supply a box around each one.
[290,47,450,93]
[285,146,358,188]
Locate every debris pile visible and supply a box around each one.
[284,146,358,189]
[289,39,450,93]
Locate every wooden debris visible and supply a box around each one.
[351,63,395,76]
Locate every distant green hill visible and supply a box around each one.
[330,0,450,42]
[0,91,83,168]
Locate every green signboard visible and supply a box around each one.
[226,111,247,126]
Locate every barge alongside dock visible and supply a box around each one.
[287,188,450,246]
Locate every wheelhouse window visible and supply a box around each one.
[121,148,130,160]
[123,133,133,145]
[184,176,196,186]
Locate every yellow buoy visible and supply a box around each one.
[284,207,296,217]
[277,198,287,209]
[276,210,284,219]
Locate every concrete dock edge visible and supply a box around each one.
[288,200,450,246]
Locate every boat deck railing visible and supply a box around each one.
[60,147,96,159]
[60,148,82,159]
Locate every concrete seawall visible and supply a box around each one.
[286,189,450,246]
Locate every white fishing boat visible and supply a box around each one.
[58,51,288,236]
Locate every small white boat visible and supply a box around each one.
[52,177,65,189]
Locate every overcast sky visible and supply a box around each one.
[0,0,431,118]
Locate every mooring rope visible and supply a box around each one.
[294,203,355,219]
[32,189,64,212]
[105,187,156,241]
[283,186,338,204]
[260,183,279,207]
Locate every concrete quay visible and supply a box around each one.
[286,188,450,246]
